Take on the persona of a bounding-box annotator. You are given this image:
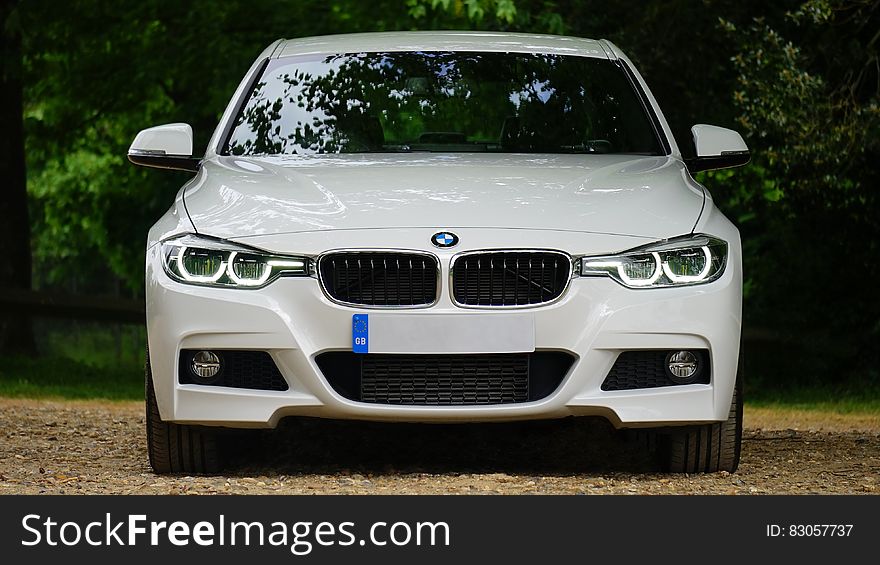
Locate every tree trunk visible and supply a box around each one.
[0,0,36,355]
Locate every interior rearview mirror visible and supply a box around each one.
[685,124,750,174]
[127,123,200,172]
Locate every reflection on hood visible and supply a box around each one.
[182,153,704,240]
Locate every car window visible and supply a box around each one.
[224,51,663,156]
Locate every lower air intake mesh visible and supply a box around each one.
[316,351,574,405]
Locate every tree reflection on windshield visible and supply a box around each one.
[224,51,661,156]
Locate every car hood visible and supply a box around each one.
[182,153,704,241]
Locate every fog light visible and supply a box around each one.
[666,350,699,383]
[191,351,221,381]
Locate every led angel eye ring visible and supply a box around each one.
[176,246,226,283]
[617,252,662,287]
[661,246,712,283]
[226,251,272,286]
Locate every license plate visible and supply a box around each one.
[352,313,535,354]
[352,314,369,353]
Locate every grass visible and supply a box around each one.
[38,320,145,368]
[0,321,145,400]
[0,355,143,401]
[745,383,880,414]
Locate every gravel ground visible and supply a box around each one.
[0,398,877,495]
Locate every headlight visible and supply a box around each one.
[579,234,727,288]
[161,234,309,288]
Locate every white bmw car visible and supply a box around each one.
[130,32,750,474]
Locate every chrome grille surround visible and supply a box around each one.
[449,249,574,308]
[317,249,441,308]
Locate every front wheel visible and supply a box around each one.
[145,349,221,474]
[658,373,743,474]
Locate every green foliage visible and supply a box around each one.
[405,0,519,26]
[722,11,879,206]
[711,2,880,384]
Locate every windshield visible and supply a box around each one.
[223,51,664,156]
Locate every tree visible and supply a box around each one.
[714,0,880,384]
[0,0,35,354]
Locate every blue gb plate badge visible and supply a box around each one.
[352,314,368,353]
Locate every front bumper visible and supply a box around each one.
[146,231,742,429]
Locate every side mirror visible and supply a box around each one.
[685,124,750,174]
[127,123,200,172]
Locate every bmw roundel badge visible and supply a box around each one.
[432,231,459,248]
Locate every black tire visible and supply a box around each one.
[145,349,221,474]
[659,369,743,474]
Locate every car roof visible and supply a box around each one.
[272,31,610,59]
